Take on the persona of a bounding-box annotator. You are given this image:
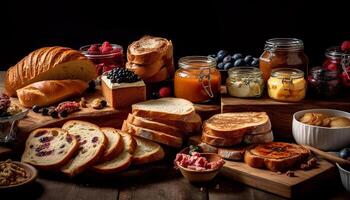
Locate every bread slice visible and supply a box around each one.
[201,132,243,147]
[143,66,169,83]
[132,97,195,121]
[218,146,247,161]
[126,59,164,80]
[99,128,124,161]
[21,128,79,170]
[132,137,165,165]
[203,112,271,138]
[61,120,107,177]
[92,131,136,174]
[126,114,182,138]
[244,142,311,172]
[122,121,183,148]
[127,36,172,65]
[188,135,218,153]
[243,130,274,144]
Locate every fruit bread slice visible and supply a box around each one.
[122,121,183,148]
[99,128,124,161]
[244,142,310,172]
[203,112,271,138]
[126,114,182,138]
[132,136,165,165]
[61,120,107,176]
[201,132,243,147]
[243,130,274,144]
[21,128,79,170]
[132,97,196,121]
[92,131,137,174]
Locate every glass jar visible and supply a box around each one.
[226,67,264,98]
[174,56,221,103]
[260,38,309,82]
[267,68,306,102]
[308,67,341,98]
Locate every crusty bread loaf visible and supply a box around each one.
[99,128,124,161]
[126,114,182,138]
[201,132,243,147]
[132,136,165,165]
[61,120,107,177]
[16,79,88,108]
[92,131,136,174]
[243,131,274,144]
[126,60,164,80]
[244,142,310,172]
[132,97,195,121]
[21,128,79,170]
[143,66,169,83]
[122,121,183,148]
[5,46,97,97]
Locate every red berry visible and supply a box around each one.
[101,46,113,54]
[87,44,101,55]
[159,87,171,97]
[326,63,338,71]
[341,41,350,52]
[101,41,112,50]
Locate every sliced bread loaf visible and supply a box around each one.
[21,128,79,170]
[100,128,124,161]
[132,137,165,165]
[61,120,107,177]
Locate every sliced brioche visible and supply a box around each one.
[126,114,182,138]
[132,97,195,121]
[92,131,136,174]
[201,132,243,147]
[99,128,124,161]
[243,130,274,144]
[122,121,182,148]
[61,120,107,177]
[132,137,165,165]
[21,128,79,170]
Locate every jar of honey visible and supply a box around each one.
[174,56,221,103]
[260,38,309,82]
[267,68,306,102]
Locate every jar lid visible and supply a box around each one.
[228,67,261,77]
[178,56,216,69]
[325,46,350,58]
[270,68,304,79]
[264,38,304,51]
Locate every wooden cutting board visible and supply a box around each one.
[221,159,335,198]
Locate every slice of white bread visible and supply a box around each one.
[201,132,243,147]
[132,97,195,121]
[21,128,79,170]
[243,130,274,144]
[132,137,165,165]
[126,114,182,138]
[92,131,136,174]
[203,112,271,138]
[100,128,124,161]
[122,121,183,148]
[61,120,107,177]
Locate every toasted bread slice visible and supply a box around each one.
[132,97,195,121]
[21,128,79,170]
[127,36,172,65]
[243,130,274,144]
[126,114,182,138]
[92,131,136,174]
[132,137,165,165]
[244,142,310,172]
[143,66,168,83]
[201,132,243,147]
[188,135,218,153]
[126,59,164,80]
[122,121,183,148]
[204,112,271,138]
[99,128,124,161]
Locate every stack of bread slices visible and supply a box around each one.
[189,112,273,161]
[122,98,202,148]
[22,120,164,177]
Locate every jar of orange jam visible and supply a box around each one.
[174,56,221,103]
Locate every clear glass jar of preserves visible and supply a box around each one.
[308,66,341,98]
[226,67,264,98]
[260,38,309,82]
[267,68,306,102]
[174,56,221,103]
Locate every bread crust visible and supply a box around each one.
[99,128,124,161]
[132,136,165,165]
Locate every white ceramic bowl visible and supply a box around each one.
[336,163,350,192]
[292,109,350,151]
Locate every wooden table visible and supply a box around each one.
[1,71,349,199]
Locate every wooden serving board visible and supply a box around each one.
[221,159,335,198]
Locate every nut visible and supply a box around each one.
[91,98,106,109]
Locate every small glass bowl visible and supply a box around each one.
[0,109,29,144]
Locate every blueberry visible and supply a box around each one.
[32,105,41,113]
[42,107,49,116]
[87,80,96,92]
[234,58,244,67]
[60,110,68,118]
[224,62,234,70]
[150,91,159,99]
[232,53,243,60]
[251,58,259,66]
[101,100,107,107]
[339,148,350,159]
[217,50,228,57]
[216,54,225,62]
[223,55,232,63]
[244,55,253,64]
[49,110,58,118]
[217,62,224,69]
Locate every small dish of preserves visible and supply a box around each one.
[0,159,37,189]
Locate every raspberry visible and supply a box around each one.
[159,87,172,97]
[101,46,113,54]
[341,41,350,52]
[87,44,101,55]
[326,63,338,71]
[101,41,112,50]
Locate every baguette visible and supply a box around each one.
[16,79,88,108]
[132,136,165,165]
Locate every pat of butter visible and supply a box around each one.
[101,75,145,89]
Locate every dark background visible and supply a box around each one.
[1,0,349,71]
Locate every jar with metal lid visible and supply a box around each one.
[267,68,306,102]
[308,66,341,98]
[226,67,264,98]
[260,38,309,82]
[174,56,221,103]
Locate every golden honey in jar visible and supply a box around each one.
[174,56,221,103]
[267,68,306,102]
[260,38,309,82]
